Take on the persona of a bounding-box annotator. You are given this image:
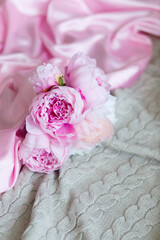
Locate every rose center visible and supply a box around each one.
[41,95,73,123]
[32,149,58,166]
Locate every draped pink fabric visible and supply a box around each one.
[0,0,160,192]
[0,129,21,193]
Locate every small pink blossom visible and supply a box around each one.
[70,95,116,152]
[19,133,69,173]
[74,111,114,151]
[65,52,110,109]
[29,63,62,93]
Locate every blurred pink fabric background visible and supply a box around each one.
[0,0,160,193]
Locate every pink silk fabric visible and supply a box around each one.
[0,0,160,193]
[0,129,21,193]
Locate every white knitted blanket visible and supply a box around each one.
[0,40,160,240]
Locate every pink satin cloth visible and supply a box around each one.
[0,129,21,193]
[0,0,160,193]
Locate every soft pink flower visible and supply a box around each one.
[73,111,114,151]
[29,63,62,93]
[65,53,110,109]
[26,86,85,145]
[70,95,116,152]
[19,133,69,173]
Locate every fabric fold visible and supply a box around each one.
[0,129,22,193]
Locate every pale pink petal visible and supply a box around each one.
[26,115,43,135]
[55,123,77,146]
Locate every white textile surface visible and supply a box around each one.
[0,40,160,240]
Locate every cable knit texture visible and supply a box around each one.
[0,40,160,240]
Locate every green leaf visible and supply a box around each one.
[58,76,64,86]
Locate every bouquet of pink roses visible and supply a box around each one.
[18,53,116,173]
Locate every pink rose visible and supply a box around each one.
[29,63,62,93]
[65,53,110,109]
[26,86,85,145]
[19,133,69,173]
